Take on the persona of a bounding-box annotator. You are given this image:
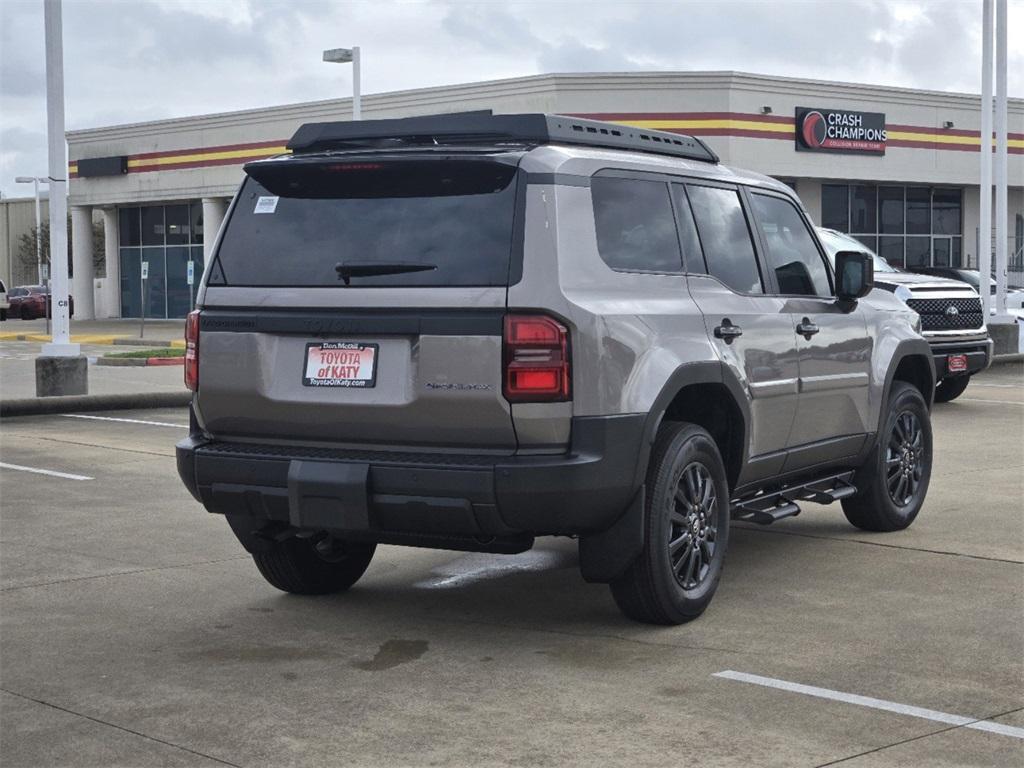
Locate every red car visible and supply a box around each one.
[6,285,74,320]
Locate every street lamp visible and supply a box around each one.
[323,46,361,120]
[14,176,48,285]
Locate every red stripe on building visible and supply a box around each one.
[130,139,286,161]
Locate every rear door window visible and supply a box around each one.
[749,193,832,297]
[686,184,763,294]
[212,159,520,288]
[591,176,682,272]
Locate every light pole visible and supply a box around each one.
[323,46,361,120]
[14,176,48,285]
[37,0,86,396]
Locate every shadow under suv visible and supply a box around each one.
[177,113,935,624]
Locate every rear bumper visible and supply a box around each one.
[176,414,645,545]
[926,336,993,379]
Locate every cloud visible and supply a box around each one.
[1,0,1022,196]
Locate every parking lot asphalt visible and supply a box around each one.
[1,367,1021,767]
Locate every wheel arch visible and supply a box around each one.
[638,361,750,493]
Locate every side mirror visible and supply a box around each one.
[835,251,874,303]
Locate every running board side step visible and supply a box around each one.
[731,471,857,525]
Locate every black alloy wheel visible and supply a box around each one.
[885,410,924,507]
[669,462,719,590]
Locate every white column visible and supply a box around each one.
[201,197,229,263]
[70,205,95,320]
[993,0,1008,316]
[979,0,993,317]
[102,208,119,318]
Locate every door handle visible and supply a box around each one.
[797,318,820,340]
[714,320,743,344]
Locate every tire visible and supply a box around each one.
[610,422,730,625]
[0,309,6,321]
[842,381,932,532]
[934,375,970,403]
[252,535,376,595]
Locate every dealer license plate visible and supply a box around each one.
[947,354,968,374]
[302,342,378,388]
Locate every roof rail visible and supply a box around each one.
[287,111,719,164]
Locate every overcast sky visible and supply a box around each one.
[1,0,1022,197]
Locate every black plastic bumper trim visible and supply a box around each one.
[176,414,645,538]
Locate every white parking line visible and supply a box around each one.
[61,414,188,428]
[0,462,94,481]
[713,670,1024,739]
[958,398,1024,406]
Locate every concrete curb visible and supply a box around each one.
[0,391,191,417]
[0,333,183,348]
[95,356,184,367]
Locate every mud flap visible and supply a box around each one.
[578,487,645,583]
[287,460,369,531]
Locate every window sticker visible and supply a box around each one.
[254,196,279,214]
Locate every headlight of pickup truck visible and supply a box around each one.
[891,286,922,332]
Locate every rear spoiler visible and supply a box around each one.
[287,111,719,164]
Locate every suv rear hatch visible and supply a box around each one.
[195,153,523,451]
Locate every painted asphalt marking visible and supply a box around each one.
[958,398,1024,406]
[62,414,188,428]
[713,670,1024,740]
[414,549,571,589]
[0,462,94,481]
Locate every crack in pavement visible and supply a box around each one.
[734,525,1024,565]
[814,706,1024,766]
[15,434,175,458]
[0,555,250,592]
[0,688,244,768]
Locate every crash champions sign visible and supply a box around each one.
[795,107,887,155]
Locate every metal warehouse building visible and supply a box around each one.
[17,71,1024,319]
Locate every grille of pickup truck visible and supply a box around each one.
[905,296,983,331]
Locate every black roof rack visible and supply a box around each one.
[287,111,719,164]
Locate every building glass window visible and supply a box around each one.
[821,184,962,269]
[190,200,204,244]
[851,186,877,234]
[879,187,904,234]
[164,204,190,245]
[118,201,205,319]
[141,206,164,246]
[119,207,141,247]
[905,236,931,267]
[821,185,849,232]
[932,189,962,235]
[906,188,930,235]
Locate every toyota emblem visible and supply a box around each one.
[945,304,960,317]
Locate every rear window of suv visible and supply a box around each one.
[211,158,520,288]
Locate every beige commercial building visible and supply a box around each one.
[10,71,1024,319]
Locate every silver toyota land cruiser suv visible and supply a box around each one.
[177,113,935,624]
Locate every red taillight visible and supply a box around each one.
[503,314,570,402]
[184,310,200,391]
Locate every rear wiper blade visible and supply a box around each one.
[335,261,437,285]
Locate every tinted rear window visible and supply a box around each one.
[212,159,519,288]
